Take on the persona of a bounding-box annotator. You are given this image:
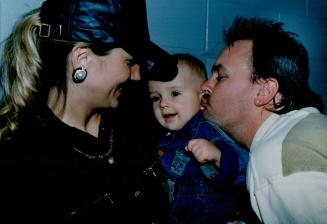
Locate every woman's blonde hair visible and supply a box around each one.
[0,8,42,139]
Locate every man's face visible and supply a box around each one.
[201,40,258,138]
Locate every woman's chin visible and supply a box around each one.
[110,101,119,109]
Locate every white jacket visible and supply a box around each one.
[247,107,327,224]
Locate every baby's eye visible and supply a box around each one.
[171,91,181,97]
[150,96,160,103]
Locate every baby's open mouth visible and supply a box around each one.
[163,113,176,118]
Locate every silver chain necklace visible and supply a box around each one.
[73,128,115,164]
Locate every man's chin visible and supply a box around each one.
[203,110,219,125]
[202,109,210,119]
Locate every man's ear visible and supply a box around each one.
[254,78,279,106]
[71,46,89,69]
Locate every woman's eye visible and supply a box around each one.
[171,91,180,97]
[127,58,137,67]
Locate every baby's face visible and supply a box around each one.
[148,64,203,131]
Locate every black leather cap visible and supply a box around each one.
[39,0,177,80]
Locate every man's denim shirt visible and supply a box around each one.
[158,111,249,188]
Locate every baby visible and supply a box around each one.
[148,53,249,223]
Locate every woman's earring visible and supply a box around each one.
[72,67,87,83]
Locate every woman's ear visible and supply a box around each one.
[254,78,279,107]
[71,46,89,69]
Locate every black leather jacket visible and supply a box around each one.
[0,103,169,223]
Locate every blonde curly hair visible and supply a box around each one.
[0,8,42,139]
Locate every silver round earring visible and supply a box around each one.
[72,67,87,83]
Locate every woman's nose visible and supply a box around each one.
[130,64,141,80]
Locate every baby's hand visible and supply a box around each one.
[185,139,221,166]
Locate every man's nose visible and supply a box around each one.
[200,84,212,110]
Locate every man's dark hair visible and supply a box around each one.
[224,16,325,114]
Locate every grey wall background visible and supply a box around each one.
[1,0,327,109]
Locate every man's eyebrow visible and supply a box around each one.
[211,64,222,74]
